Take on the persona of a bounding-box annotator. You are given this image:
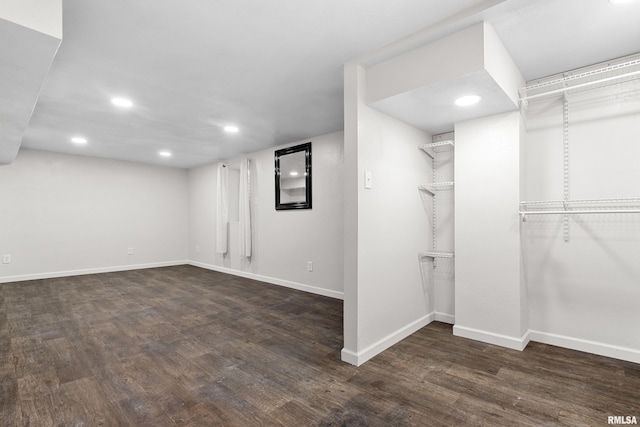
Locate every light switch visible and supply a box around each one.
[364,171,372,189]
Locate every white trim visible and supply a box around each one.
[452,326,640,364]
[341,312,435,366]
[340,348,359,366]
[188,260,344,300]
[0,260,188,284]
[529,330,640,365]
[434,312,455,324]
[453,325,531,351]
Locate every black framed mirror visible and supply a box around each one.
[275,142,312,210]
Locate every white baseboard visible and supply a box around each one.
[0,260,189,284]
[188,260,344,300]
[453,325,531,351]
[434,312,455,324]
[452,325,640,364]
[340,348,359,366]
[529,330,640,365]
[341,312,435,366]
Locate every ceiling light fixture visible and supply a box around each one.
[71,137,87,144]
[224,125,239,133]
[290,171,299,176]
[455,95,482,107]
[159,151,172,157]
[111,97,133,108]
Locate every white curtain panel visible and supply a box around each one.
[239,158,252,258]
[216,163,228,254]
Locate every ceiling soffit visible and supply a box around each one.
[366,22,523,134]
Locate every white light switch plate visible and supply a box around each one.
[365,171,372,189]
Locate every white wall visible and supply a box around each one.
[454,111,528,349]
[342,60,433,365]
[0,149,189,282]
[357,105,433,357]
[523,80,640,362]
[188,131,344,299]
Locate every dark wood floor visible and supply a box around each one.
[1,265,638,426]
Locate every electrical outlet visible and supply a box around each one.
[2,254,11,264]
[307,261,313,272]
[127,248,134,255]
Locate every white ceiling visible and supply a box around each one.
[11,0,640,168]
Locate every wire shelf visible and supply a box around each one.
[520,198,640,221]
[521,198,640,208]
[519,56,640,105]
[419,251,454,259]
[420,140,454,149]
[418,140,454,158]
[418,182,454,196]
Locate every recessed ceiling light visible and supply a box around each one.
[290,171,299,176]
[159,151,172,157]
[455,95,482,107]
[111,97,133,108]
[224,125,239,133]
[71,137,87,144]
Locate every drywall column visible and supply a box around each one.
[453,111,528,349]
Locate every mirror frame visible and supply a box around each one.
[274,142,312,210]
